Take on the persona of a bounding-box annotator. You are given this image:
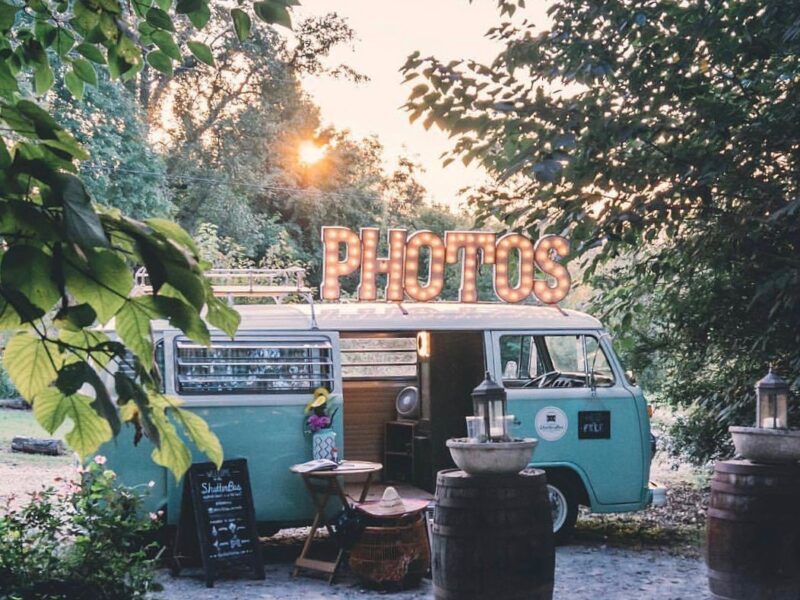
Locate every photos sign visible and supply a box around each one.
[320,226,571,304]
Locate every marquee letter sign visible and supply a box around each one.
[320,227,571,304]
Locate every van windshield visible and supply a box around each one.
[500,334,615,389]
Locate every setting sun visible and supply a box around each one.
[298,140,326,166]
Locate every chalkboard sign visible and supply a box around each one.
[578,411,611,440]
[172,459,264,587]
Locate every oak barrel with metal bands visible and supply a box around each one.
[432,468,554,600]
[706,460,800,599]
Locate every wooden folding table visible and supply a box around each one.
[289,460,382,583]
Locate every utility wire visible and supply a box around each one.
[82,164,380,200]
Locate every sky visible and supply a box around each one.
[297,1,546,209]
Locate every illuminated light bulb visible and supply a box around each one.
[321,226,362,300]
[404,230,445,302]
[358,227,406,301]
[533,234,571,304]
[445,231,496,303]
[494,233,535,304]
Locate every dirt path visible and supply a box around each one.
[158,544,710,599]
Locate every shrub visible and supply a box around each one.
[0,458,163,600]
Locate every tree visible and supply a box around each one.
[0,0,298,478]
[402,0,800,463]
[52,69,173,220]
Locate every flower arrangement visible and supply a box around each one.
[304,387,339,433]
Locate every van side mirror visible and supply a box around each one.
[625,370,637,385]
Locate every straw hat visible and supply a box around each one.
[355,486,430,518]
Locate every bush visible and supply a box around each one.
[0,363,18,400]
[0,458,163,600]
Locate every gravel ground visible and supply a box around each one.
[158,543,710,599]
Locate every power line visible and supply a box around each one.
[82,164,381,200]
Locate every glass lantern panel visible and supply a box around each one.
[759,391,788,428]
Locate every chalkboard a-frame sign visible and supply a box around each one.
[172,458,265,587]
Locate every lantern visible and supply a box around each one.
[756,366,789,429]
[471,372,508,442]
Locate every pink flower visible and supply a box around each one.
[149,512,159,521]
[148,480,156,488]
[307,414,331,432]
[93,455,107,465]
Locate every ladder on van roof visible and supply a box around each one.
[133,267,318,326]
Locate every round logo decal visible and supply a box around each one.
[535,406,568,442]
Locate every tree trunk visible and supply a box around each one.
[10,436,66,456]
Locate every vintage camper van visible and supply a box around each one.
[101,281,662,542]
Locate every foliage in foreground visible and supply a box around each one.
[0,0,302,476]
[0,459,161,600]
[403,0,800,463]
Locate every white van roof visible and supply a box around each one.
[156,302,602,333]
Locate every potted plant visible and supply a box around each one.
[304,387,340,461]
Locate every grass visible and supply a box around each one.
[573,516,704,558]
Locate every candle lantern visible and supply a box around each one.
[756,366,789,429]
[471,372,508,442]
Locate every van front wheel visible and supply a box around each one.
[546,477,578,544]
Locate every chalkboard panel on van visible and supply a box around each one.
[578,411,611,440]
[173,458,264,587]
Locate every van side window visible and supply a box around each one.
[116,339,166,393]
[499,334,615,389]
[340,337,417,379]
[174,337,333,395]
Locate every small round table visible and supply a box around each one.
[290,461,382,583]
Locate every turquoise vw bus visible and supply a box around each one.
[101,285,662,542]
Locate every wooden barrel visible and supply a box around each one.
[349,514,430,588]
[432,469,554,600]
[706,460,800,599]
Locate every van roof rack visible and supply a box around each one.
[133,267,318,328]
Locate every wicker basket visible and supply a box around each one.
[348,514,430,587]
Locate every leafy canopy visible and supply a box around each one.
[0,0,298,478]
[402,0,800,462]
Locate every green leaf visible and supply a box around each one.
[231,8,251,41]
[152,295,209,345]
[1,245,60,311]
[116,372,161,446]
[116,298,154,364]
[33,387,69,433]
[54,303,97,331]
[187,40,213,66]
[144,218,199,255]
[0,2,18,31]
[64,69,84,99]
[85,367,121,436]
[151,30,181,60]
[33,62,54,95]
[59,328,114,367]
[59,174,109,247]
[187,2,210,29]
[146,7,174,31]
[146,49,173,75]
[72,58,97,85]
[206,294,240,338]
[64,393,113,457]
[0,61,19,97]
[54,29,75,57]
[4,331,61,400]
[163,266,205,310]
[150,404,191,479]
[175,406,223,467]
[75,42,107,64]
[175,0,201,13]
[253,1,292,28]
[63,248,133,324]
